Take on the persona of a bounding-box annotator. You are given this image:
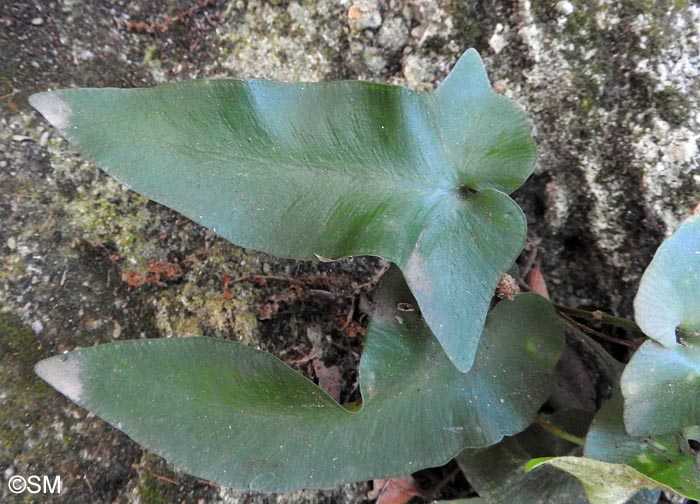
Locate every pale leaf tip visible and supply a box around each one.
[35,353,84,403]
[435,48,490,100]
[29,91,72,133]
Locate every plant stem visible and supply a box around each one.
[424,465,463,502]
[558,312,641,348]
[553,304,642,333]
[535,416,585,446]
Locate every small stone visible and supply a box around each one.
[32,320,44,334]
[347,0,382,31]
[363,47,387,73]
[7,237,17,250]
[31,17,44,26]
[12,135,34,142]
[77,50,95,61]
[112,321,122,339]
[489,23,507,54]
[555,1,574,16]
[403,54,432,90]
[39,130,50,147]
[378,15,409,51]
[663,136,698,164]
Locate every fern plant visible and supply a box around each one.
[30,49,699,502]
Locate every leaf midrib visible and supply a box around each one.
[109,81,466,198]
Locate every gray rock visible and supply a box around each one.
[347,0,382,31]
[378,15,409,51]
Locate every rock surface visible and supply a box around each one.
[1,0,697,502]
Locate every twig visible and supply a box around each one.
[116,0,215,34]
[341,296,357,330]
[554,304,642,333]
[535,415,585,446]
[150,473,180,485]
[423,465,462,502]
[520,243,539,278]
[558,312,641,348]
[83,474,93,494]
[353,259,390,294]
[284,347,321,365]
[194,477,220,488]
[229,274,294,284]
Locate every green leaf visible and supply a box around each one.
[525,457,671,504]
[633,209,700,348]
[584,387,700,499]
[457,411,656,504]
[35,268,563,491]
[623,209,700,435]
[621,341,700,435]
[29,49,535,372]
[457,431,590,504]
[513,325,694,503]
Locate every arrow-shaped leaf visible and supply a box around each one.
[29,49,535,372]
[457,411,594,504]
[621,341,700,436]
[633,209,700,348]
[623,209,700,435]
[584,386,700,499]
[525,457,666,504]
[458,410,657,504]
[35,268,563,491]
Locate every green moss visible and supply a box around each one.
[139,474,167,504]
[654,88,691,126]
[446,0,492,52]
[571,73,603,119]
[0,314,53,462]
[65,182,150,261]
[0,408,25,455]
[559,0,689,59]
[579,96,594,114]
[143,44,160,67]
[0,313,43,374]
[544,0,695,132]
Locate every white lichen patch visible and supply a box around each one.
[634,118,700,232]
[517,1,543,63]
[507,0,700,295]
[636,6,700,94]
[214,1,340,82]
[489,23,508,55]
[35,353,83,403]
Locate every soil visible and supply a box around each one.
[1,1,698,503]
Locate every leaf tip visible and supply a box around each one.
[524,457,552,472]
[450,351,476,374]
[35,352,84,403]
[29,91,72,133]
[435,48,491,100]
